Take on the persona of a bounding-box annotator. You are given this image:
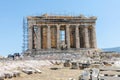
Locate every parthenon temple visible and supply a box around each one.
[27,14,97,54]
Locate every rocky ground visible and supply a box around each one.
[1,51,119,80]
[0,59,81,80]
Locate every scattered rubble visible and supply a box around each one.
[0,60,51,80]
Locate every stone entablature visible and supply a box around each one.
[27,14,97,25]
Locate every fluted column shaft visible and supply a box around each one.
[57,25,60,49]
[28,26,33,50]
[91,25,97,48]
[37,26,41,49]
[75,25,80,48]
[84,26,90,48]
[47,25,51,49]
[66,25,70,49]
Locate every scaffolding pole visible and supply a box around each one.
[22,17,28,53]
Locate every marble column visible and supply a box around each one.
[84,25,90,48]
[47,25,51,49]
[91,24,97,48]
[28,26,33,50]
[57,25,60,49]
[66,25,70,49]
[37,26,41,49]
[75,25,80,48]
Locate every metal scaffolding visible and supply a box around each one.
[22,17,28,53]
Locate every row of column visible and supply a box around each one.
[28,24,97,50]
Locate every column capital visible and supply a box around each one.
[66,24,70,27]
[84,24,89,28]
[91,23,96,26]
[56,24,60,27]
[47,24,50,27]
[91,24,96,29]
[29,25,35,29]
[75,24,80,27]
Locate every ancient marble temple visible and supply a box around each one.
[27,14,97,53]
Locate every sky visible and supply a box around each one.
[0,0,120,56]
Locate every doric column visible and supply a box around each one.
[57,25,60,49]
[47,25,51,49]
[84,25,90,48]
[91,24,97,48]
[75,25,80,48]
[28,26,33,50]
[37,26,41,49]
[66,24,70,49]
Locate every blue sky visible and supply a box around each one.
[0,0,120,56]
